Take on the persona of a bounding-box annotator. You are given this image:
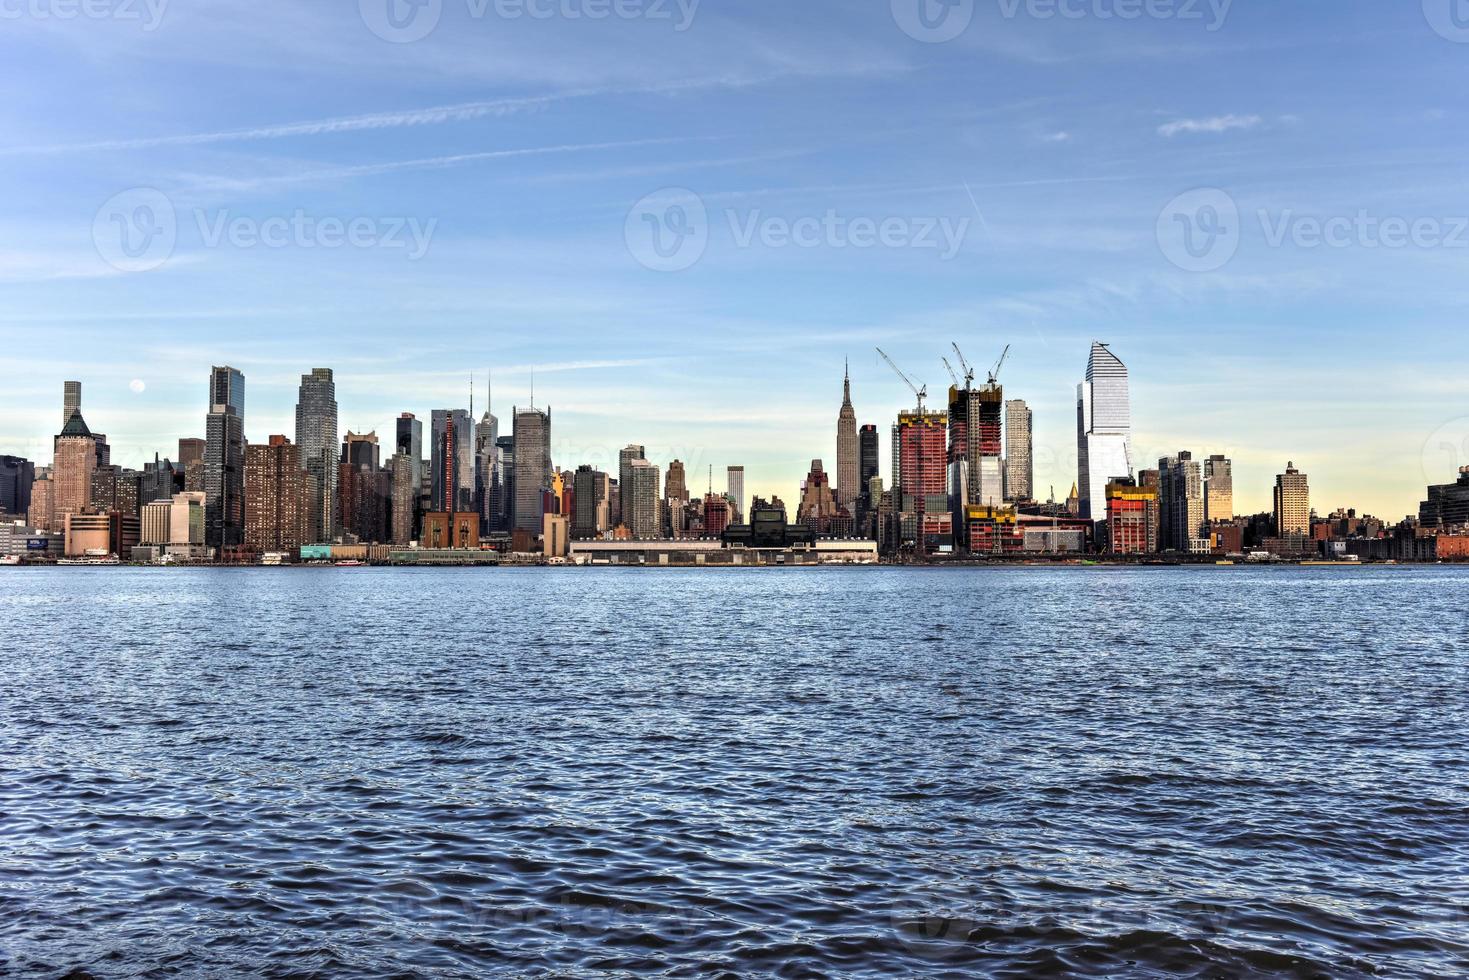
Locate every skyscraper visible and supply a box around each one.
[948,373,1003,515]
[0,455,35,518]
[339,431,388,544]
[395,413,423,541]
[618,445,645,529]
[53,411,97,521]
[727,465,746,524]
[475,408,499,525]
[244,435,307,553]
[63,381,81,427]
[1158,451,1205,552]
[625,457,660,539]
[836,362,859,510]
[1204,454,1234,523]
[857,425,878,519]
[573,465,611,539]
[1274,462,1310,536]
[1076,342,1132,522]
[294,368,338,543]
[1004,399,1033,502]
[897,409,950,551]
[665,459,690,537]
[204,366,246,549]
[431,409,474,514]
[513,406,551,533]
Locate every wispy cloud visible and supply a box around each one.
[1157,114,1263,138]
[0,94,570,157]
[177,137,710,193]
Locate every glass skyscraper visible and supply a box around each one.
[1076,342,1132,522]
[295,368,338,543]
[513,407,551,532]
[204,366,245,548]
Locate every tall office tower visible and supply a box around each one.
[394,413,423,540]
[53,411,98,521]
[244,435,307,553]
[1076,341,1132,522]
[665,460,690,537]
[1274,462,1310,536]
[395,413,423,470]
[1004,400,1033,502]
[295,368,338,543]
[572,465,610,539]
[63,381,81,427]
[0,455,35,518]
[897,409,950,549]
[204,366,246,549]
[618,445,645,528]
[339,431,388,543]
[475,410,499,524]
[512,406,551,532]
[836,362,859,510]
[491,434,514,532]
[727,465,746,524]
[857,425,878,523]
[625,458,661,539]
[1204,454,1234,523]
[389,454,417,545]
[666,459,689,504]
[1158,451,1205,552]
[430,409,474,513]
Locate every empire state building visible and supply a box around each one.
[836,362,859,512]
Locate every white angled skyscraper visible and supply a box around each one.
[1076,342,1132,522]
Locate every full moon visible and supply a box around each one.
[129,379,146,394]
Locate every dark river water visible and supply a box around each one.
[2,566,1466,978]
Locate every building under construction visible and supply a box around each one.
[897,410,951,552]
[947,343,1008,550]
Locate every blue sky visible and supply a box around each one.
[2,0,1467,518]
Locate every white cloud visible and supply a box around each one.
[1157,114,1263,138]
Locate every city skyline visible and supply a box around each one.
[1,345,1464,525]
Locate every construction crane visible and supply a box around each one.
[988,344,1011,386]
[876,347,927,413]
[941,356,961,388]
[950,343,976,390]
